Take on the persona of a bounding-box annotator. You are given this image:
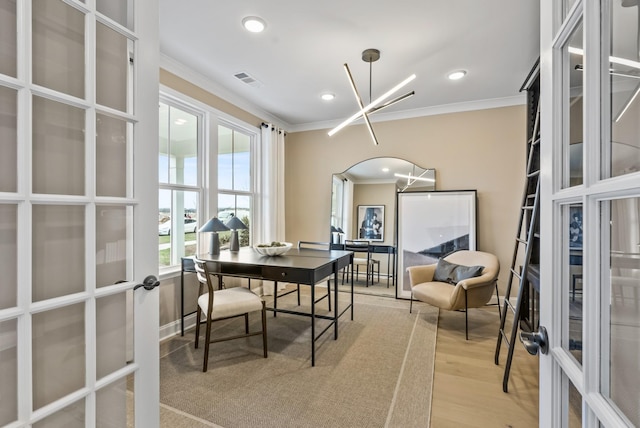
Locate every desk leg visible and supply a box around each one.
[273,281,278,318]
[351,259,355,320]
[334,267,339,340]
[311,281,315,366]
[180,269,185,336]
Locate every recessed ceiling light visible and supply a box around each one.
[321,93,335,101]
[242,16,266,33]
[448,70,467,80]
[382,167,389,172]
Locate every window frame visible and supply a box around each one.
[158,93,205,274]
[158,87,260,276]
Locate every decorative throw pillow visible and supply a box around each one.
[432,258,484,285]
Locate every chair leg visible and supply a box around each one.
[464,289,469,341]
[297,284,301,306]
[261,302,268,358]
[195,307,201,348]
[245,313,249,334]
[203,316,212,372]
[409,292,413,313]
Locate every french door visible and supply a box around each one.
[0,0,159,426]
[540,0,640,426]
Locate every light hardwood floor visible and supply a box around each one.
[430,305,539,427]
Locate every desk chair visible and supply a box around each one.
[193,258,267,372]
[344,240,378,287]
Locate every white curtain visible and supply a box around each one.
[258,123,286,295]
[343,179,354,240]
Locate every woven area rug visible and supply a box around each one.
[159,292,438,428]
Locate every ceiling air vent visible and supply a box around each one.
[234,72,262,88]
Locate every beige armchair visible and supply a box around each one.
[407,250,500,339]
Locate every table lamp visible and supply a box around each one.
[225,215,248,252]
[198,217,229,255]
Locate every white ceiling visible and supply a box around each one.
[159,0,541,132]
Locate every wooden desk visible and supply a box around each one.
[197,247,353,366]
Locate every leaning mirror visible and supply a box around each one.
[330,157,435,296]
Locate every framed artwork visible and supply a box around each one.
[357,205,385,242]
[396,190,477,299]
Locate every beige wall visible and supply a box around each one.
[158,70,527,329]
[285,106,527,293]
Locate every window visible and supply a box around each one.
[218,124,253,248]
[158,100,201,268]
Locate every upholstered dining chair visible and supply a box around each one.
[344,240,378,287]
[407,250,500,339]
[193,258,267,372]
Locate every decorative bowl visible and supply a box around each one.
[253,242,293,256]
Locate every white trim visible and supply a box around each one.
[160,53,528,134]
[290,94,527,133]
[160,54,288,128]
[159,313,198,342]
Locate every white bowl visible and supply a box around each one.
[253,242,293,256]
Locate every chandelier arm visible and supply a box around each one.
[327,73,416,136]
[368,91,415,115]
[344,64,379,145]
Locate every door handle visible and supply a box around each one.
[519,326,549,355]
[134,275,160,291]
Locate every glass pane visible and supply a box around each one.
[96,293,131,379]
[218,125,232,189]
[96,205,130,287]
[0,86,17,192]
[96,22,130,112]
[159,190,198,267]
[606,197,640,426]
[159,104,169,183]
[32,399,85,428]
[568,378,582,427]
[32,205,85,302]
[96,0,133,30]
[32,303,85,410]
[96,378,132,427]
[32,96,85,196]
[218,126,251,192]
[565,22,583,188]
[0,0,17,77]
[0,204,17,309]
[32,0,85,99]
[0,319,17,426]
[564,204,583,364]
[96,114,128,197]
[160,104,198,186]
[606,2,640,179]
[233,131,251,192]
[218,194,251,248]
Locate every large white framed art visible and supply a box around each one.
[396,190,477,299]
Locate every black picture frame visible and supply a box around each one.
[357,205,385,242]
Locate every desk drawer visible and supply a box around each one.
[262,266,312,284]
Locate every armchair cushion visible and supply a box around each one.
[433,258,484,285]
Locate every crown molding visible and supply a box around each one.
[159,54,291,129]
[288,94,527,133]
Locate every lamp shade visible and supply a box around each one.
[225,216,248,231]
[198,217,229,233]
[198,217,229,255]
[225,216,247,252]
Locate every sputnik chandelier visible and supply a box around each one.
[328,49,416,145]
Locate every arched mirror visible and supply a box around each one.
[330,157,435,296]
